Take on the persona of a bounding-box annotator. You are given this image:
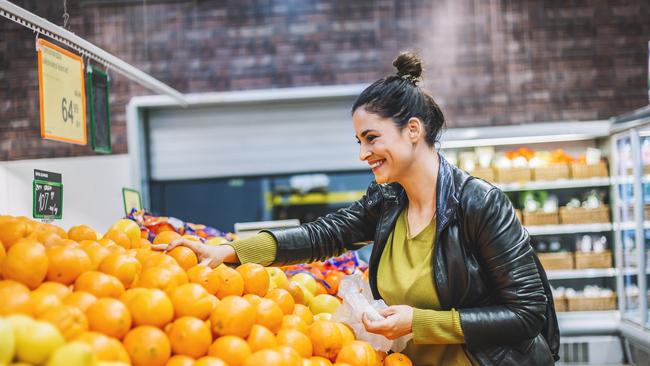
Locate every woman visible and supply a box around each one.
[156,52,559,365]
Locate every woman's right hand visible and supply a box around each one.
[151,238,239,268]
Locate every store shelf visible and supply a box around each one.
[526,223,613,235]
[615,221,650,231]
[496,177,611,192]
[271,191,365,206]
[557,310,620,336]
[612,174,650,184]
[547,268,617,280]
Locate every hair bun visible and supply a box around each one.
[392,51,422,85]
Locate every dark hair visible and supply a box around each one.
[351,52,445,147]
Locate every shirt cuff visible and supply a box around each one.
[412,308,465,345]
[225,232,277,266]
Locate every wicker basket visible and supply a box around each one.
[523,211,559,226]
[570,162,609,179]
[495,167,532,183]
[553,295,567,312]
[567,294,617,311]
[559,205,610,224]
[533,164,570,181]
[575,250,613,269]
[537,252,574,270]
[472,167,495,182]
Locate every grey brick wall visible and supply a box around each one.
[1,0,649,160]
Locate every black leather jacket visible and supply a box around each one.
[266,156,560,365]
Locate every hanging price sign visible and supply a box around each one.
[37,38,87,145]
[122,188,142,215]
[33,169,63,220]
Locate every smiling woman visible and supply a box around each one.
[154,52,559,366]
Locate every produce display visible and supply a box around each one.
[0,215,412,366]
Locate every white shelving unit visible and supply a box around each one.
[546,267,648,280]
[526,223,613,236]
[496,177,611,192]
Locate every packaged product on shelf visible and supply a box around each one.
[559,190,610,224]
[521,191,559,226]
[564,286,617,311]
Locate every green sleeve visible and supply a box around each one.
[412,308,465,344]
[225,232,277,266]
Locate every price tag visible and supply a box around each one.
[37,38,87,145]
[33,170,63,220]
[122,188,142,215]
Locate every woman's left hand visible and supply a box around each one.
[361,305,413,340]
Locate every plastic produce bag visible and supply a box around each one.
[332,274,412,352]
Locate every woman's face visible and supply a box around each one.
[352,108,415,184]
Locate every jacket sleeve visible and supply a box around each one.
[459,186,548,348]
[263,181,383,266]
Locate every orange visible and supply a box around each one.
[39,304,88,340]
[74,271,125,298]
[281,314,309,334]
[384,352,413,366]
[2,239,48,289]
[324,271,345,296]
[86,297,132,339]
[164,263,189,287]
[310,356,333,366]
[103,230,131,249]
[209,265,244,299]
[277,328,313,358]
[187,264,217,293]
[119,287,148,307]
[99,252,142,288]
[63,291,97,312]
[243,294,263,308]
[137,265,184,293]
[167,246,198,271]
[142,252,179,269]
[383,352,413,366]
[243,349,284,366]
[109,219,141,242]
[274,345,302,366]
[36,281,72,299]
[0,218,28,249]
[236,263,270,296]
[208,335,251,366]
[153,230,182,244]
[335,340,377,366]
[31,230,65,248]
[293,304,314,325]
[128,288,174,328]
[97,238,117,247]
[210,295,256,338]
[74,331,130,363]
[194,357,228,366]
[336,323,355,346]
[376,350,387,364]
[266,288,296,315]
[44,223,68,239]
[166,355,195,366]
[131,237,152,249]
[308,320,343,361]
[134,247,156,263]
[206,294,220,311]
[0,280,32,315]
[0,239,5,266]
[123,325,171,366]
[254,298,283,334]
[29,289,63,316]
[46,245,92,285]
[67,225,98,242]
[247,324,277,352]
[166,316,212,358]
[170,283,213,320]
[285,281,306,305]
[80,241,111,270]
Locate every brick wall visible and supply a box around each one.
[1,0,649,160]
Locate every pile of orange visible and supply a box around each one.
[0,215,413,366]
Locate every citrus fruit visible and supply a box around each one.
[187,264,216,293]
[0,280,31,315]
[166,316,212,358]
[14,319,65,364]
[383,352,413,366]
[276,328,313,358]
[210,295,256,338]
[254,298,283,334]
[309,294,340,315]
[123,325,171,366]
[274,345,302,366]
[310,356,333,366]
[308,320,343,361]
[74,331,129,363]
[194,356,228,366]
[29,289,63,316]
[2,239,48,289]
[280,314,309,334]
[166,355,195,366]
[237,263,270,296]
[103,230,131,249]
[137,265,184,293]
[170,283,213,320]
[109,219,141,242]
[67,225,98,242]
[46,245,92,285]
[265,288,296,315]
[153,231,182,245]
[209,265,244,299]
[38,304,88,340]
[293,304,314,325]
[130,238,151,249]
[335,340,377,366]
[0,219,28,249]
[86,298,132,339]
[63,291,97,312]
[208,335,251,366]
[243,349,284,366]
[336,323,355,346]
[167,246,198,271]
[247,324,277,352]
[36,281,72,299]
[98,252,141,288]
[80,242,111,270]
[127,288,174,328]
[74,271,125,298]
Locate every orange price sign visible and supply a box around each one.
[37,38,87,145]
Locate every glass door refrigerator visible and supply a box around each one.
[610,105,650,364]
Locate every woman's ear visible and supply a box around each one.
[406,117,423,143]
